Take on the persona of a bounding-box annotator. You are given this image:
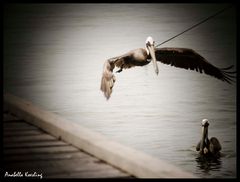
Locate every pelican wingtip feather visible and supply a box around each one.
[100,59,116,100]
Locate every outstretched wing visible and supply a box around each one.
[155,47,236,84]
[100,54,136,100]
[100,59,116,100]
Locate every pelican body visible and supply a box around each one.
[100,36,235,99]
[196,119,222,157]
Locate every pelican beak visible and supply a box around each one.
[200,125,208,154]
[148,45,159,75]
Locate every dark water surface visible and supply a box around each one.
[4,4,236,178]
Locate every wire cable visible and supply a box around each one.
[155,5,233,47]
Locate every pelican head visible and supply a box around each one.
[145,36,159,75]
[202,119,209,127]
[200,119,209,154]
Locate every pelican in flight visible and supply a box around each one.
[196,119,222,156]
[100,36,235,99]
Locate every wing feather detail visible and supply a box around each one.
[155,47,236,84]
[100,59,116,100]
[100,50,146,100]
[100,56,135,100]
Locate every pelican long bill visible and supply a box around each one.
[148,44,159,75]
[200,126,207,153]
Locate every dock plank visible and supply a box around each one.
[3,112,19,122]
[4,134,57,143]
[4,129,45,137]
[4,140,68,148]
[47,169,132,178]
[4,122,41,131]
[4,145,79,155]
[4,151,91,162]
[3,112,132,178]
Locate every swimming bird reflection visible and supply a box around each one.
[195,155,222,174]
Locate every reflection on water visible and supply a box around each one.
[4,4,236,178]
[195,155,222,176]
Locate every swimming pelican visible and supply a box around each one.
[196,119,222,156]
[100,36,235,99]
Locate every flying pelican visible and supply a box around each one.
[100,36,235,99]
[196,119,222,156]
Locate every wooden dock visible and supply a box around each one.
[3,111,133,178]
[3,93,196,178]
